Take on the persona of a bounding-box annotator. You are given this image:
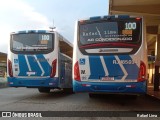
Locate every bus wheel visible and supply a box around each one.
[89,93,97,98]
[38,88,50,93]
[63,88,74,94]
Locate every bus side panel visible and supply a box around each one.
[59,54,72,88]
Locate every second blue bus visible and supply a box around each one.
[8,30,73,93]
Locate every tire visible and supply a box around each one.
[63,88,74,94]
[38,88,50,93]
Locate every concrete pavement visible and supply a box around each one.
[147,85,160,101]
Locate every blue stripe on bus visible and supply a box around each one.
[89,56,105,79]
[37,30,47,33]
[89,15,130,21]
[17,30,47,34]
[118,55,139,79]
[27,30,36,33]
[103,56,124,79]
[36,55,51,76]
[89,16,102,21]
[117,15,129,19]
[27,56,42,76]
[18,31,27,34]
[18,55,29,76]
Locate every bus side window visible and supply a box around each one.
[59,37,73,58]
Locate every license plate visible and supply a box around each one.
[101,76,114,81]
[26,71,36,75]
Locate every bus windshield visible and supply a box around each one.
[11,33,54,53]
[79,18,142,46]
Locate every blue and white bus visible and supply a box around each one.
[73,15,148,97]
[8,30,73,93]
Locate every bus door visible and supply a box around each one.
[60,57,72,88]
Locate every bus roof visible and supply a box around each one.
[78,15,142,22]
[11,30,54,34]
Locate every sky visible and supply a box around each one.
[0,0,109,53]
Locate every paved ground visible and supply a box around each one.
[0,78,159,119]
[0,87,159,120]
[147,86,160,100]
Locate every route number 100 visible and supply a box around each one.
[42,35,50,40]
[125,22,136,30]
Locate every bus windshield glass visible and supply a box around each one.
[79,18,142,46]
[11,33,53,53]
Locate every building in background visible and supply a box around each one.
[0,52,7,78]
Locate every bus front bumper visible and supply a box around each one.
[7,77,59,88]
[73,80,147,95]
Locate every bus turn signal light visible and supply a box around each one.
[8,59,13,77]
[50,59,57,78]
[136,17,141,20]
[74,61,80,81]
[138,61,146,82]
